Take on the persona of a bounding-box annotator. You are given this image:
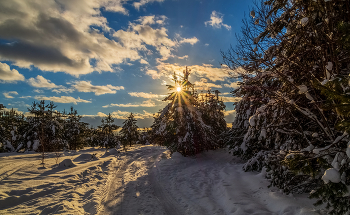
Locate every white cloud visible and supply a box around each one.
[140,59,149,65]
[28,75,60,89]
[224,110,236,123]
[146,63,231,82]
[103,99,156,108]
[33,89,44,94]
[194,78,222,90]
[27,75,72,93]
[71,81,124,95]
[114,16,199,61]
[19,96,32,99]
[34,95,91,104]
[2,107,23,114]
[7,101,30,108]
[146,69,162,79]
[205,43,209,46]
[224,109,236,116]
[111,110,153,119]
[205,11,231,30]
[3,91,18,98]
[113,15,176,61]
[84,110,154,120]
[82,112,108,118]
[0,62,25,82]
[129,92,165,98]
[0,1,200,78]
[133,0,164,10]
[0,0,145,76]
[221,97,242,103]
[224,82,240,89]
[221,92,231,95]
[179,37,199,45]
[102,0,129,15]
[178,55,188,60]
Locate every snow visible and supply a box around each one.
[0,146,324,214]
[300,17,309,26]
[27,141,31,149]
[259,128,267,139]
[326,62,333,71]
[298,85,308,94]
[305,92,314,101]
[302,144,315,152]
[32,140,40,151]
[322,168,341,184]
[59,159,76,167]
[249,115,256,126]
[74,153,98,162]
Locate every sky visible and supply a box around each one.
[0,0,253,127]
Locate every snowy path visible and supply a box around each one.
[0,146,324,214]
[157,149,324,215]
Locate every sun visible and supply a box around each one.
[177,87,182,92]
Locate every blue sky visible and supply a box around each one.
[0,0,253,127]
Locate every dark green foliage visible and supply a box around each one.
[120,113,139,150]
[99,113,119,150]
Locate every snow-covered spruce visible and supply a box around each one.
[222,0,350,214]
[151,68,226,156]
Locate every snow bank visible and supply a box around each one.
[59,159,76,168]
[108,148,118,154]
[73,153,98,162]
[322,168,341,184]
[171,152,183,159]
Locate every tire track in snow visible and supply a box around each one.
[96,156,128,215]
[96,146,182,215]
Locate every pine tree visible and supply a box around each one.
[120,113,139,150]
[222,0,350,213]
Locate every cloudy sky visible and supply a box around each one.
[0,0,252,127]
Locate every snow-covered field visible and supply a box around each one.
[0,145,324,214]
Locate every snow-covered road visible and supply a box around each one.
[0,145,324,214]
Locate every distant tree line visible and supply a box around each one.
[0,101,149,155]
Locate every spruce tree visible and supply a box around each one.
[64,107,84,150]
[120,113,139,150]
[100,113,119,150]
[151,67,218,156]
